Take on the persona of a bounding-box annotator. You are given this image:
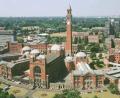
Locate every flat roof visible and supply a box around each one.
[112,73,120,78]
[0,30,14,35]
[106,70,120,75]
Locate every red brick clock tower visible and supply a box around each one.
[65,5,72,56]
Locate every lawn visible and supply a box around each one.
[32,91,56,98]
[32,90,120,98]
[8,86,28,97]
[0,83,7,89]
[81,91,120,98]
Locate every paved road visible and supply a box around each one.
[0,77,33,98]
[0,77,32,89]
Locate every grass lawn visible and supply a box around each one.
[8,86,28,97]
[32,90,120,98]
[81,91,120,98]
[32,91,56,98]
[0,83,7,89]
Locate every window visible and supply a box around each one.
[34,66,41,78]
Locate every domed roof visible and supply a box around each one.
[23,52,30,58]
[22,46,31,51]
[31,49,40,54]
[24,52,30,55]
[51,44,61,51]
[65,56,73,62]
[36,54,45,60]
[76,52,86,57]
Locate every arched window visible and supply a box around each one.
[34,66,41,73]
[34,66,41,78]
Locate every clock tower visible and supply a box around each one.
[65,5,72,56]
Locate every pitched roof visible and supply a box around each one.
[73,62,94,76]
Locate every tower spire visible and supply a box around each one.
[67,2,72,15]
[65,4,72,56]
[69,2,71,10]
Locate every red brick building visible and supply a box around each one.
[88,35,99,43]
[8,42,48,54]
[64,52,104,90]
[0,59,29,80]
[8,42,23,53]
[0,5,106,91]
[114,52,120,63]
[28,45,66,88]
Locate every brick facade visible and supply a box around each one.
[88,35,99,43]
[65,6,72,56]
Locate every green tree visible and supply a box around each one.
[90,45,100,53]
[111,39,115,48]
[90,52,96,59]
[78,37,81,44]
[25,96,29,98]
[53,94,65,98]
[65,90,81,98]
[98,53,103,59]
[108,83,119,94]
[9,94,15,98]
[93,95,99,98]
[53,90,81,98]
[74,37,78,44]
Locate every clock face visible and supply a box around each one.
[67,21,70,25]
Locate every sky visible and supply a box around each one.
[0,0,120,17]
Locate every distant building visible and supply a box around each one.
[106,19,120,37]
[88,35,99,43]
[22,26,39,31]
[0,27,5,30]
[0,30,16,46]
[109,52,120,64]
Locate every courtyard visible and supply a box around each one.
[32,90,120,98]
[32,90,56,98]
[1,82,120,98]
[8,86,28,97]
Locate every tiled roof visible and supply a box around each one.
[46,53,60,64]
[105,67,120,79]
[73,62,94,76]
[0,58,29,68]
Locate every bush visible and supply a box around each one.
[53,90,81,98]
[108,83,119,95]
